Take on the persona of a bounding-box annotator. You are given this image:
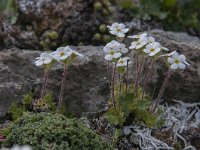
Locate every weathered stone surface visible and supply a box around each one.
[148,30,200,102]
[0,30,200,115]
[0,47,109,116]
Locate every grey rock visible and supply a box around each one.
[148,30,200,102]
[0,46,109,116]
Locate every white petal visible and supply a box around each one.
[161,47,169,51]
[149,52,156,56]
[154,48,161,53]
[121,28,129,33]
[121,48,128,53]
[112,23,119,28]
[128,35,138,39]
[44,58,52,64]
[136,44,143,49]
[110,30,118,35]
[146,43,153,49]
[35,60,43,66]
[117,32,125,37]
[60,55,68,60]
[167,57,174,64]
[148,36,155,43]
[143,48,150,53]
[178,63,186,69]
[172,52,179,59]
[113,52,122,58]
[119,23,125,28]
[105,54,113,61]
[171,63,178,69]
[178,55,186,62]
[184,61,190,66]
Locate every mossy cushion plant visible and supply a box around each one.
[2,113,113,150]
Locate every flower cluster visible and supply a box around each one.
[34,46,83,111]
[129,32,169,57]
[104,22,190,120]
[105,22,190,70]
[35,46,83,67]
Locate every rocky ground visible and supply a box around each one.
[0,0,200,149]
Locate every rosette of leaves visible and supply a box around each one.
[2,113,113,150]
[107,85,163,128]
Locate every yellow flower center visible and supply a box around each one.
[60,52,65,57]
[120,60,124,64]
[116,28,121,32]
[174,59,179,64]
[110,50,115,55]
[150,48,155,52]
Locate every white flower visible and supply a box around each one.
[143,42,161,56]
[103,40,120,53]
[11,145,32,150]
[52,46,83,61]
[52,47,72,61]
[117,57,131,67]
[107,23,129,37]
[129,37,148,50]
[35,52,53,66]
[103,40,122,61]
[128,33,147,39]
[167,52,190,70]
[104,51,122,61]
[118,43,128,54]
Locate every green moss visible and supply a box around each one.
[93,33,102,41]
[103,35,111,43]
[3,113,113,150]
[99,24,107,33]
[21,92,33,107]
[94,2,103,11]
[48,31,59,40]
[8,103,26,120]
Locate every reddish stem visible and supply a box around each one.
[111,63,117,112]
[152,70,172,113]
[40,70,49,99]
[134,56,145,98]
[142,60,155,100]
[57,64,67,112]
[126,60,129,93]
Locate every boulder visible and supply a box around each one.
[0,47,109,116]
[149,30,200,102]
[0,30,200,115]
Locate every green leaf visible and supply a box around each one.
[136,100,150,110]
[163,0,177,9]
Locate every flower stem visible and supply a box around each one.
[119,74,122,94]
[111,63,117,112]
[126,60,129,93]
[152,70,171,113]
[142,60,155,100]
[57,64,67,112]
[134,56,145,98]
[40,69,49,99]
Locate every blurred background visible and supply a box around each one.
[0,0,200,50]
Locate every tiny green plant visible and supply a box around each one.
[103,22,190,129]
[2,113,113,150]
